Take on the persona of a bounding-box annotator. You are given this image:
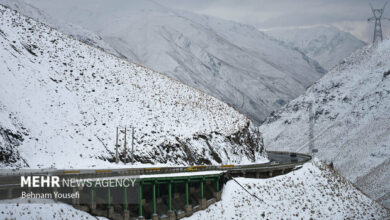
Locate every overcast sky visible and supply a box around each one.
[159,0,390,42]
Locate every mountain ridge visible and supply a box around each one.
[0,0,326,123]
[260,40,390,208]
[267,25,367,70]
[0,4,265,169]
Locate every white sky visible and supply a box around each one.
[159,0,390,43]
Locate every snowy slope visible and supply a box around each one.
[268,26,366,70]
[260,41,390,207]
[0,0,325,123]
[0,198,108,220]
[0,4,266,169]
[0,0,123,59]
[186,160,389,219]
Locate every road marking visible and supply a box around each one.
[95,169,112,173]
[220,165,235,168]
[63,170,80,174]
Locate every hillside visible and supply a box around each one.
[0,4,265,169]
[260,40,390,208]
[0,0,122,58]
[186,160,389,219]
[0,199,108,220]
[0,0,326,123]
[267,26,366,70]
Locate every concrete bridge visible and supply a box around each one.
[0,151,311,220]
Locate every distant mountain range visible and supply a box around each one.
[0,0,326,123]
[267,26,366,70]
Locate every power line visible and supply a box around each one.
[227,173,263,202]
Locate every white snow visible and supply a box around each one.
[0,198,108,220]
[0,0,325,123]
[185,160,389,220]
[0,5,265,169]
[267,25,366,70]
[260,40,390,208]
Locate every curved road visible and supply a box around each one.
[0,151,311,189]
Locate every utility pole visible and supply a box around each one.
[115,127,119,163]
[308,102,318,155]
[368,2,390,44]
[123,127,127,164]
[131,127,134,164]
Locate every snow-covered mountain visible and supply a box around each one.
[188,160,389,219]
[0,0,326,123]
[267,26,366,70]
[260,41,390,208]
[0,4,266,169]
[0,0,122,59]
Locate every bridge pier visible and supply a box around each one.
[151,181,158,220]
[167,181,176,220]
[138,182,144,220]
[123,210,130,220]
[123,187,128,213]
[107,187,114,218]
[199,178,207,210]
[90,187,96,212]
[7,188,12,199]
[72,187,79,205]
[53,187,59,201]
[185,179,192,216]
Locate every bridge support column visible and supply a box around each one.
[199,178,206,210]
[185,180,189,205]
[53,187,58,201]
[168,210,176,220]
[123,210,130,220]
[216,177,219,192]
[7,188,13,199]
[107,188,114,218]
[72,187,79,205]
[90,187,96,212]
[151,214,158,220]
[138,182,144,219]
[123,187,128,211]
[213,177,221,201]
[168,181,172,210]
[123,187,129,220]
[213,191,222,201]
[151,181,158,220]
[167,181,176,219]
[200,179,204,199]
[185,179,192,216]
